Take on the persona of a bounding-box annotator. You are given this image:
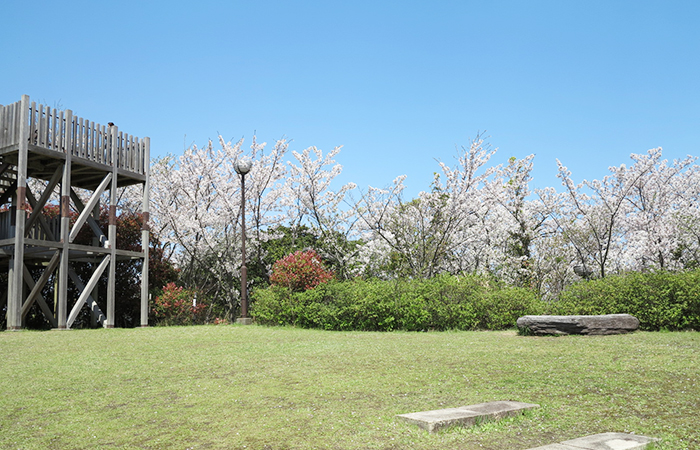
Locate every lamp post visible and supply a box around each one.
[234,156,253,325]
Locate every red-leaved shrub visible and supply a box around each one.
[270,250,334,292]
[152,283,208,325]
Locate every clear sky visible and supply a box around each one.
[3,0,699,198]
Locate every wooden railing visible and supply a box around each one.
[0,97,147,176]
[0,100,22,150]
[0,210,61,241]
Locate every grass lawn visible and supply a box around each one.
[1,326,698,449]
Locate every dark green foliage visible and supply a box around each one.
[550,270,700,331]
[248,225,360,288]
[251,274,542,331]
[248,225,322,288]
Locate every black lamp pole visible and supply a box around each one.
[240,171,248,319]
[234,157,252,323]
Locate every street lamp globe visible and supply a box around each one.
[234,156,253,175]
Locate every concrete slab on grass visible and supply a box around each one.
[397,400,539,433]
[526,432,660,450]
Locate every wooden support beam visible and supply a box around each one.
[25,165,62,233]
[69,173,111,243]
[57,108,73,329]
[25,186,56,241]
[105,124,119,328]
[67,265,106,327]
[0,162,12,177]
[8,94,30,330]
[141,137,150,326]
[20,256,59,328]
[0,180,17,205]
[66,255,110,328]
[70,187,107,245]
[0,179,17,206]
[21,251,59,312]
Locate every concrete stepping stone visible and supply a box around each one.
[397,400,539,433]
[526,432,659,450]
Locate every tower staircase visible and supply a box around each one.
[0,157,17,208]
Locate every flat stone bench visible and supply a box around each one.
[526,432,659,449]
[397,400,539,433]
[517,314,640,336]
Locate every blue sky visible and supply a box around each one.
[3,0,699,198]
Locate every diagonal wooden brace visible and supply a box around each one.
[20,255,59,328]
[0,178,18,206]
[69,173,111,243]
[66,255,110,328]
[70,187,107,245]
[66,267,107,327]
[25,165,62,233]
[0,162,12,177]
[25,185,57,241]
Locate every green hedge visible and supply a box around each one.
[550,271,700,331]
[251,274,542,331]
[252,271,700,332]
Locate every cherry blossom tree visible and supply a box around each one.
[537,147,699,280]
[482,154,548,287]
[673,165,700,268]
[151,142,238,316]
[150,136,360,316]
[355,134,498,278]
[621,148,697,270]
[150,136,291,318]
[283,146,360,279]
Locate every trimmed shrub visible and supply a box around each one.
[551,270,700,331]
[252,274,542,331]
[252,270,700,331]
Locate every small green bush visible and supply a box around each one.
[551,270,700,331]
[252,274,542,331]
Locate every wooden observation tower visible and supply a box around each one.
[0,95,150,330]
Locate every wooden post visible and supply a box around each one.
[140,137,150,327]
[57,109,73,329]
[7,95,30,330]
[105,124,118,328]
[91,199,100,328]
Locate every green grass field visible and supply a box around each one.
[1,326,698,449]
